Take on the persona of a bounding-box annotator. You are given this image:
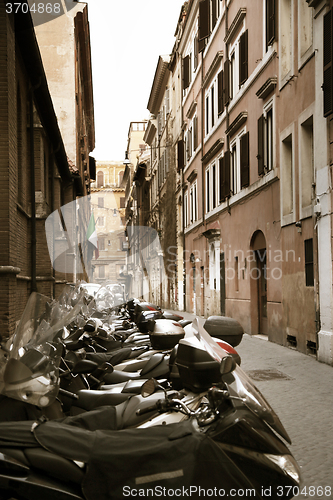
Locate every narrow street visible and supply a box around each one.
[168,310,333,499]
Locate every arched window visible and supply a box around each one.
[118,170,124,186]
[97,171,104,188]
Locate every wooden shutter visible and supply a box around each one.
[177,140,185,171]
[223,60,230,106]
[194,35,198,71]
[266,0,275,48]
[324,9,333,117]
[219,152,230,201]
[217,70,224,115]
[183,55,190,90]
[240,132,249,188]
[198,37,206,53]
[211,0,217,30]
[199,0,210,41]
[304,239,314,287]
[257,115,265,175]
[239,30,248,86]
[193,115,198,150]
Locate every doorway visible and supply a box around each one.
[256,249,268,335]
[250,231,268,335]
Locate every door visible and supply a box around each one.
[256,249,268,335]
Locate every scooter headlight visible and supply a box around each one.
[264,454,301,483]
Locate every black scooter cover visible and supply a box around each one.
[0,407,259,500]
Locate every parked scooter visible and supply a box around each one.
[0,319,300,500]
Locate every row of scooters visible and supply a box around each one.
[0,282,301,499]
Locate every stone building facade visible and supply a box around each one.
[127,0,333,364]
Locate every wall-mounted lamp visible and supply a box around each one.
[123,151,130,167]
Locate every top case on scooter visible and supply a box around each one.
[149,319,185,350]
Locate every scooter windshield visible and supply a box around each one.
[192,318,291,444]
[0,288,89,407]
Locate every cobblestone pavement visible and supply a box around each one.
[167,310,333,499]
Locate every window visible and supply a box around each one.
[304,239,314,286]
[231,142,238,195]
[98,265,105,279]
[205,160,219,213]
[280,128,295,224]
[198,0,222,50]
[205,73,220,136]
[190,181,198,224]
[227,130,249,197]
[228,29,248,101]
[184,191,188,228]
[279,0,293,83]
[120,197,125,208]
[183,53,192,91]
[265,0,276,51]
[177,139,185,171]
[99,238,105,251]
[118,170,124,185]
[186,126,193,162]
[186,115,198,163]
[219,152,230,201]
[97,171,104,188]
[298,0,312,64]
[165,88,170,115]
[299,114,314,217]
[97,216,105,226]
[98,197,104,208]
[258,103,274,175]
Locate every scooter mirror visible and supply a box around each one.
[141,378,159,398]
[220,355,237,375]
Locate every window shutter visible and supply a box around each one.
[211,0,217,30]
[323,9,333,117]
[266,0,275,48]
[177,140,185,171]
[194,35,198,71]
[183,55,190,90]
[239,30,248,86]
[240,132,250,188]
[198,37,206,53]
[193,116,198,150]
[304,239,314,287]
[220,152,230,201]
[223,60,230,106]
[218,70,224,115]
[199,0,210,41]
[257,115,265,176]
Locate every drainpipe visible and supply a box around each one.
[29,89,37,293]
[50,149,55,298]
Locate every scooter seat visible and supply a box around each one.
[75,389,132,411]
[24,447,84,484]
[140,353,165,376]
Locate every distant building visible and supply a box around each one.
[90,161,126,285]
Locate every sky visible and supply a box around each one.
[85,0,184,162]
